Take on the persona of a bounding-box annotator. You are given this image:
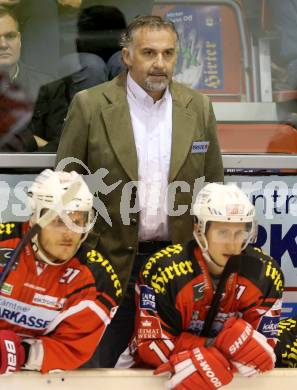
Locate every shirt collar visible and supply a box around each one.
[11,63,19,82]
[127,72,170,107]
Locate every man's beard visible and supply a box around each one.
[144,76,169,92]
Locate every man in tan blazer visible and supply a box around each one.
[56,15,224,367]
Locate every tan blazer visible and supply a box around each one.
[56,72,224,293]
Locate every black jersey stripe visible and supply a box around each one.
[97,294,113,311]
[65,283,95,299]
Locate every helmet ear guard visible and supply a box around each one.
[193,183,257,266]
[28,169,94,265]
[193,217,208,251]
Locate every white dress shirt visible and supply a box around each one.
[126,73,172,241]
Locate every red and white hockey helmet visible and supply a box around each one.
[28,169,94,265]
[193,183,257,252]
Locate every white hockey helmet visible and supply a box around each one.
[193,183,257,257]
[28,169,94,265]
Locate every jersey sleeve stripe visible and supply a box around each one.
[43,300,111,335]
[65,283,96,299]
[97,294,114,312]
[240,302,257,313]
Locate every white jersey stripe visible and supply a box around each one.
[43,300,111,335]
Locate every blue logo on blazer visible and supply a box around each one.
[191,141,209,153]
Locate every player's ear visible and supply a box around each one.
[122,47,133,67]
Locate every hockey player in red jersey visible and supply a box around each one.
[0,169,122,374]
[118,183,284,389]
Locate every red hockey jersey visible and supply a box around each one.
[0,222,122,372]
[123,241,284,368]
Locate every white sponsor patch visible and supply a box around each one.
[33,293,65,309]
[0,296,59,330]
[191,141,209,153]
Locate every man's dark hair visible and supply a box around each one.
[120,15,179,48]
[78,5,126,32]
[0,6,20,31]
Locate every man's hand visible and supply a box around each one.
[0,330,25,375]
[215,317,275,376]
[154,346,233,390]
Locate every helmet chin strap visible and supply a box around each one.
[31,233,73,267]
[201,250,225,275]
[193,230,224,275]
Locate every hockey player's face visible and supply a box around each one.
[122,26,177,100]
[206,221,248,270]
[38,211,84,263]
[0,14,21,71]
